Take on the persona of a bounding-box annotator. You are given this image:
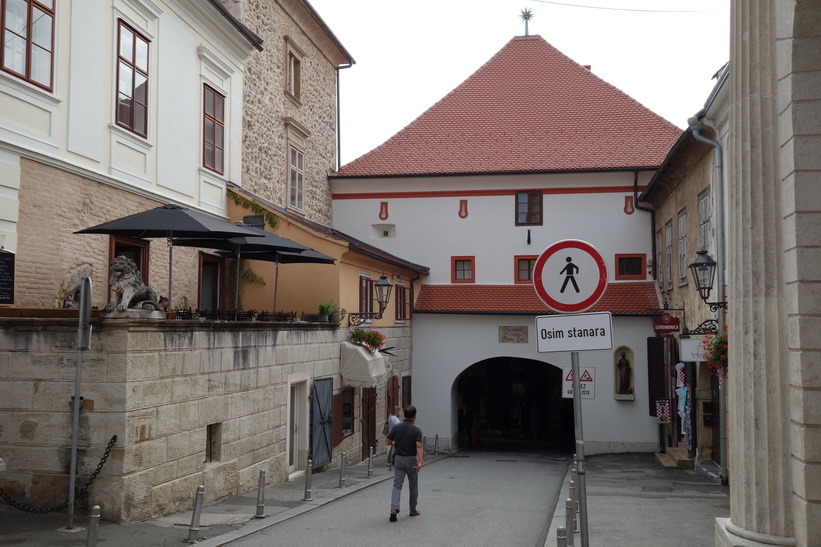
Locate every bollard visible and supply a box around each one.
[338,451,347,487]
[571,467,580,514]
[556,525,567,547]
[367,446,374,478]
[187,485,205,543]
[255,469,266,518]
[85,505,100,547]
[565,498,575,546]
[434,434,439,455]
[302,458,313,501]
[568,479,577,531]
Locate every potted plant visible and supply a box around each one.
[701,327,728,377]
[348,327,386,353]
[318,300,337,322]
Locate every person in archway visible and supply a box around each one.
[560,257,580,293]
[386,405,424,521]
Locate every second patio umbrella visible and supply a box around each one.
[75,203,265,306]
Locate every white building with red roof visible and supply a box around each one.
[330,35,681,454]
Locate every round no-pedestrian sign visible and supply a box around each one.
[533,240,607,313]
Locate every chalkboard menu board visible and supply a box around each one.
[0,250,14,305]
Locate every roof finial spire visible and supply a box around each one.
[520,7,533,36]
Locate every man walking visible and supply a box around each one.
[386,405,424,522]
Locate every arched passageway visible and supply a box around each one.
[455,357,574,452]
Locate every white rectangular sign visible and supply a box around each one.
[563,366,595,399]
[679,337,708,362]
[535,312,613,353]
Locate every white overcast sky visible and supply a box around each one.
[307,0,730,166]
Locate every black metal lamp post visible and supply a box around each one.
[689,249,727,312]
[348,275,393,326]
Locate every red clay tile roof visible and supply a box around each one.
[414,282,661,315]
[338,35,681,178]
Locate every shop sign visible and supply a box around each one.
[653,312,680,333]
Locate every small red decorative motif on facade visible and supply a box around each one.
[379,202,389,220]
[623,195,635,215]
[458,199,469,219]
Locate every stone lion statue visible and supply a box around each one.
[105,256,162,311]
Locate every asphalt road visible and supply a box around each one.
[229,448,571,547]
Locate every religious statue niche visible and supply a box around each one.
[613,346,635,401]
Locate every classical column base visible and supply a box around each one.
[715,518,797,546]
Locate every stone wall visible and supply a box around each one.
[232,0,339,225]
[0,315,411,522]
[15,158,202,309]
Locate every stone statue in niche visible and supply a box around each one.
[106,256,162,311]
[616,351,632,394]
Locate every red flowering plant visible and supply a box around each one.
[348,328,386,353]
[701,327,728,377]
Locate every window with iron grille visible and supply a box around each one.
[115,20,149,137]
[1,0,54,90]
[615,254,645,280]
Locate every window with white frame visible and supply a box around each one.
[2,0,54,90]
[698,191,711,251]
[656,230,663,287]
[288,145,304,210]
[203,84,225,173]
[284,37,304,102]
[116,20,150,137]
[678,209,687,284]
[664,221,673,290]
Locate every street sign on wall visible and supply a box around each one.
[533,240,607,313]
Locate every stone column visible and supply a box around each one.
[718,1,821,545]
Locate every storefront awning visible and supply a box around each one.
[340,342,387,388]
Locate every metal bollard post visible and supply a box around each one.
[338,451,347,487]
[565,498,575,546]
[556,525,567,547]
[434,434,439,455]
[367,446,374,478]
[303,458,313,501]
[187,485,205,543]
[85,505,100,547]
[571,467,580,514]
[255,469,266,518]
[568,479,577,531]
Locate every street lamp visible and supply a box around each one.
[348,274,393,326]
[689,249,727,311]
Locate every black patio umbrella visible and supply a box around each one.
[172,225,314,316]
[75,204,265,306]
[217,248,335,315]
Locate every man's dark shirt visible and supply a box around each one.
[387,421,423,457]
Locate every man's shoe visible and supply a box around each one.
[409,510,421,517]
[390,510,398,522]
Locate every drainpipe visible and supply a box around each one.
[335,63,353,171]
[688,113,727,485]
[633,170,657,280]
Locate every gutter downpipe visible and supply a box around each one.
[335,62,353,171]
[633,170,657,279]
[688,112,727,485]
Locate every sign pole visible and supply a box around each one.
[571,351,589,547]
